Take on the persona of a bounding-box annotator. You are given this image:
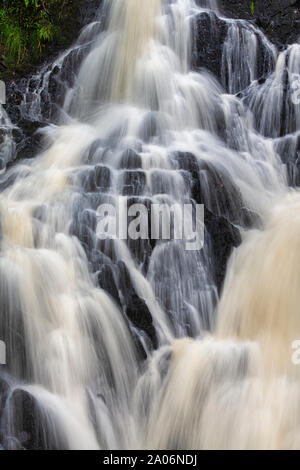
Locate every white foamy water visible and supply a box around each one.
[1,0,300,449]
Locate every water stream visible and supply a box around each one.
[0,0,300,450]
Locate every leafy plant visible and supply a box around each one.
[250,1,255,15]
[0,0,67,65]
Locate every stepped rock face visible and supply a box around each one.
[3,1,300,163]
[192,11,275,86]
[219,0,300,48]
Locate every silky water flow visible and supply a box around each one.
[0,0,300,450]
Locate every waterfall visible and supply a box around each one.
[1,0,300,450]
[0,106,16,172]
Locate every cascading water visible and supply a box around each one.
[0,107,16,172]
[1,0,300,450]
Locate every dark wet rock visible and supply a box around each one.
[83,139,106,164]
[96,238,119,266]
[16,120,47,159]
[119,148,142,169]
[95,165,112,191]
[173,151,199,177]
[172,151,202,203]
[118,261,157,348]
[78,165,112,193]
[173,151,252,228]
[48,66,66,109]
[80,168,97,193]
[97,263,121,306]
[139,113,160,143]
[205,208,242,293]
[0,275,30,381]
[172,151,245,292]
[6,89,23,125]
[70,208,97,252]
[11,128,24,146]
[219,0,300,48]
[192,10,275,90]
[59,43,92,90]
[0,170,21,192]
[122,170,146,196]
[126,196,156,272]
[79,209,98,232]
[192,12,228,80]
[2,389,67,450]
[198,161,252,227]
[274,133,300,186]
[241,58,297,139]
[150,170,178,196]
[0,375,9,416]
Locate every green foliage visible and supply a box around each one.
[250,1,255,15]
[0,0,67,65]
